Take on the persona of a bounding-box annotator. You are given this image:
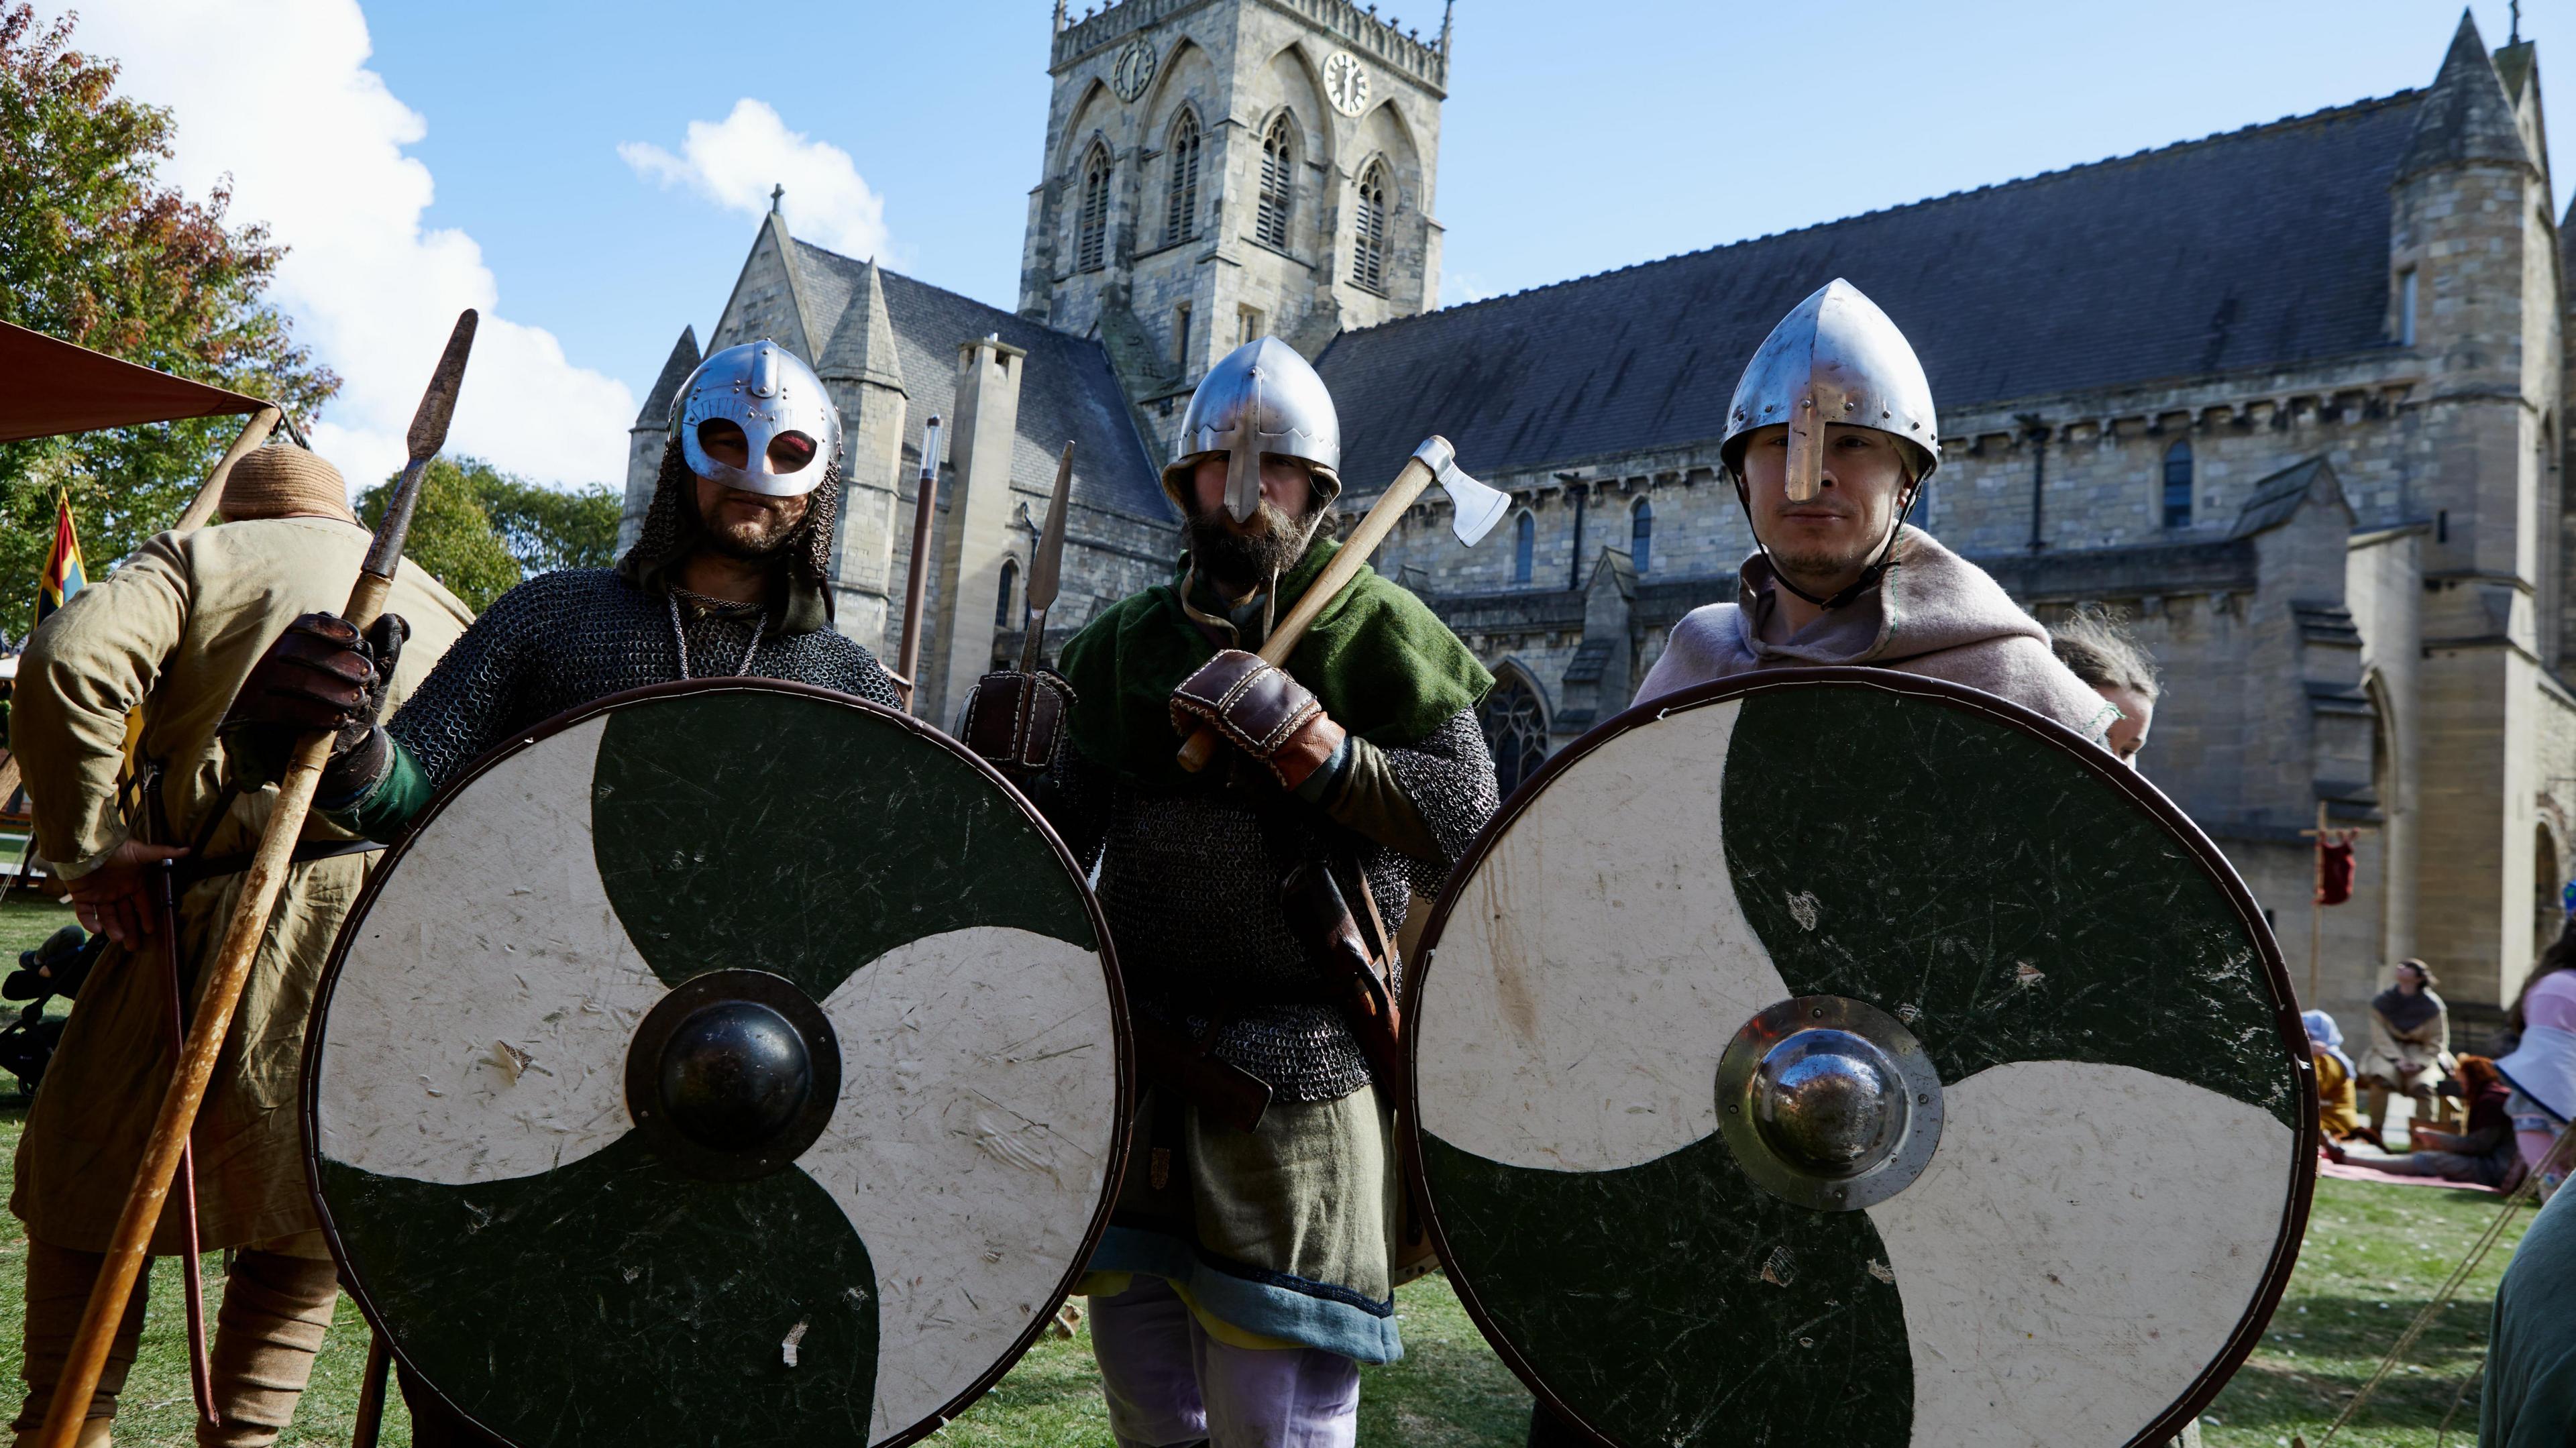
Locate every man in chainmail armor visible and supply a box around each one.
[967,337,1499,1448]
[221,339,897,1446]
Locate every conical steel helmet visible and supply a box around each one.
[668,339,844,499]
[1164,337,1343,521]
[1721,280,1939,502]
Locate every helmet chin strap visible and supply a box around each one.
[1731,476,1921,612]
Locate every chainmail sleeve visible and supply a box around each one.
[1371,707,1501,899]
[382,571,556,791]
[1032,738,1115,875]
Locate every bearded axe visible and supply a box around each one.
[1176,435,1507,773]
[36,310,479,1448]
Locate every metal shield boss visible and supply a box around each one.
[1722,280,1941,502]
[303,681,1129,1448]
[1405,669,2314,1448]
[1163,337,1343,520]
[671,339,845,498]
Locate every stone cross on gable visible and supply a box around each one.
[769,183,784,215]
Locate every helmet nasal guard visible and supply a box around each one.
[670,340,843,499]
[1721,280,1939,502]
[1163,337,1343,520]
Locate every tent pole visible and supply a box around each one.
[172,405,282,534]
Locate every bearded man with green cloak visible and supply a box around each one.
[967,338,1498,1447]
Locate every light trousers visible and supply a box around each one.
[1089,1277,1360,1448]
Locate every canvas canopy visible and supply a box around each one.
[0,321,266,443]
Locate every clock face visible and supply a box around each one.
[1323,50,1369,116]
[1112,38,1157,102]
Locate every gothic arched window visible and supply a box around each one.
[2161,439,2194,528]
[1631,496,1654,574]
[1480,673,1550,799]
[1076,144,1112,273]
[1352,159,1390,293]
[996,559,1020,630]
[1513,511,1535,585]
[1164,111,1201,246]
[1256,115,1295,249]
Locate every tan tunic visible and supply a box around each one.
[9,516,472,1251]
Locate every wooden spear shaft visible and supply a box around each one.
[892,416,943,714]
[172,404,283,534]
[34,311,478,1448]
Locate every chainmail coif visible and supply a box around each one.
[621,437,840,636]
[386,439,897,793]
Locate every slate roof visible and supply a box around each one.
[1316,89,2426,493]
[793,242,1171,522]
[2229,456,2345,539]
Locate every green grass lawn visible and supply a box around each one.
[0,893,2536,1445]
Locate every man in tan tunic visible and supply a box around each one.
[7,445,472,1447]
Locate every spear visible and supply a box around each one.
[1018,441,1075,673]
[891,415,943,712]
[35,310,479,1448]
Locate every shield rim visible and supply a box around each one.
[298,677,1134,1448]
[1399,664,2318,1448]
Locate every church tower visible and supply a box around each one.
[1018,0,1450,451]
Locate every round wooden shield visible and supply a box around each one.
[302,680,1129,1448]
[1405,668,2315,1448]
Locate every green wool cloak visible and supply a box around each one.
[1055,537,1493,791]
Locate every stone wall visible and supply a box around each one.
[1024,0,1447,439]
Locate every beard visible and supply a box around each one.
[1187,496,1322,587]
[692,489,808,562]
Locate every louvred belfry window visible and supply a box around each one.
[1077,145,1112,273]
[1353,160,1390,292]
[1256,116,1294,249]
[1165,112,1201,245]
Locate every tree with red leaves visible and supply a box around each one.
[0,3,338,642]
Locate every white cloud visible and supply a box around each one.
[621,100,892,261]
[34,0,633,492]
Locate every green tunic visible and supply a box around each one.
[2483,1184,2576,1445]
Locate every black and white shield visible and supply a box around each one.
[1405,668,2315,1447]
[302,680,1129,1447]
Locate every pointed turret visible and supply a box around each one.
[621,325,704,550]
[2396,11,2534,184]
[818,260,907,396]
[635,326,700,430]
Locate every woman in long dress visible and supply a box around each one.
[2359,958,2456,1148]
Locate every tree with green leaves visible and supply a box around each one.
[358,457,621,613]
[0,3,338,644]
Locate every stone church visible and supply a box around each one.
[623,1,2576,1038]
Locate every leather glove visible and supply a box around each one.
[220,611,409,793]
[1169,649,1346,792]
[962,667,1075,777]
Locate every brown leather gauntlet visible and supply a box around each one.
[1169,649,1346,791]
[961,668,1075,777]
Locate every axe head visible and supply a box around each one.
[1412,437,1509,547]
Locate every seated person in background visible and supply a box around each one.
[2378,1056,2522,1190]
[2304,1009,2371,1146]
[2049,605,2159,769]
[2501,915,2576,1201]
[2359,957,2455,1148]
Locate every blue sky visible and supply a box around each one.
[48,0,2571,488]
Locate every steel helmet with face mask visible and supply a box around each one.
[669,340,843,498]
[1163,337,1344,522]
